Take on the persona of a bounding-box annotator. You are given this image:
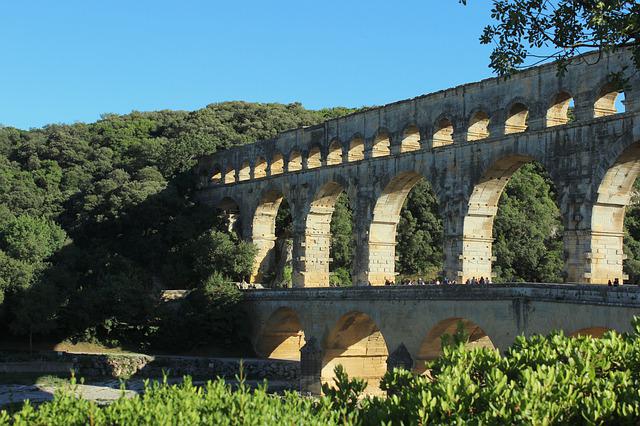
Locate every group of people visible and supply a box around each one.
[385,277,459,286]
[608,278,622,287]
[383,276,493,286]
[464,276,492,285]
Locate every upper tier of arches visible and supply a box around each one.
[206,75,632,185]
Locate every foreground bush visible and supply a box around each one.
[4,320,640,424]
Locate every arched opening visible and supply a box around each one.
[307,146,322,169]
[329,193,354,287]
[433,118,454,148]
[254,157,267,179]
[288,150,302,172]
[372,131,391,158]
[255,308,305,360]
[367,172,444,285]
[348,137,365,162]
[569,327,611,338]
[400,125,421,153]
[210,167,222,184]
[238,161,251,181]
[322,311,388,394]
[295,182,348,287]
[594,83,626,117]
[414,318,494,374]
[270,152,284,175]
[589,143,640,284]
[223,166,236,184]
[546,92,574,127]
[504,103,529,134]
[217,197,241,235]
[467,111,490,141]
[462,157,563,283]
[250,190,291,285]
[327,139,343,165]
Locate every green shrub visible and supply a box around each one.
[5,319,640,424]
[329,267,352,287]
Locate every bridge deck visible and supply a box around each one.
[243,283,640,308]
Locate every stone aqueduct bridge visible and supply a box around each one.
[196,49,640,287]
[244,285,640,393]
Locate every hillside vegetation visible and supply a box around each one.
[0,101,639,351]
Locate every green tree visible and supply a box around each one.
[492,163,564,282]
[461,0,640,75]
[191,230,258,283]
[330,193,354,275]
[1,215,67,264]
[397,180,444,278]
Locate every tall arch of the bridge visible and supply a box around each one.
[197,49,640,286]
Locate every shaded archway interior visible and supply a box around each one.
[366,171,424,285]
[372,132,391,157]
[307,146,322,169]
[251,190,285,283]
[414,318,494,374]
[218,197,241,236]
[322,311,388,394]
[589,142,640,283]
[400,126,421,153]
[468,111,490,141]
[294,182,345,287]
[255,307,305,361]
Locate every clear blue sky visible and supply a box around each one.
[1,0,497,129]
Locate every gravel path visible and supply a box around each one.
[0,379,296,407]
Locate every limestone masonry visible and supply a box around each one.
[194,50,640,393]
[196,49,640,287]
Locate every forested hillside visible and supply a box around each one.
[0,101,639,352]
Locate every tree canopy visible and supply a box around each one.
[461,0,640,75]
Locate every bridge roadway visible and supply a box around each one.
[243,284,640,393]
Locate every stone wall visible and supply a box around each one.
[0,352,298,382]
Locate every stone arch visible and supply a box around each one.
[547,91,574,127]
[433,117,454,147]
[327,139,343,165]
[307,145,322,169]
[372,130,391,158]
[223,166,236,184]
[594,82,625,117]
[254,157,267,179]
[348,136,365,162]
[217,196,241,236]
[322,311,389,394]
[569,327,611,338]
[400,125,421,153]
[251,189,287,283]
[414,317,495,374]
[210,166,222,184]
[504,102,529,134]
[467,111,490,141]
[270,152,284,175]
[255,307,305,360]
[366,171,425,285]
[238,161,251,181]
[288,150,302,172]
[295,181,347,287]
[460,154,548,281]
[588,142,640,283]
